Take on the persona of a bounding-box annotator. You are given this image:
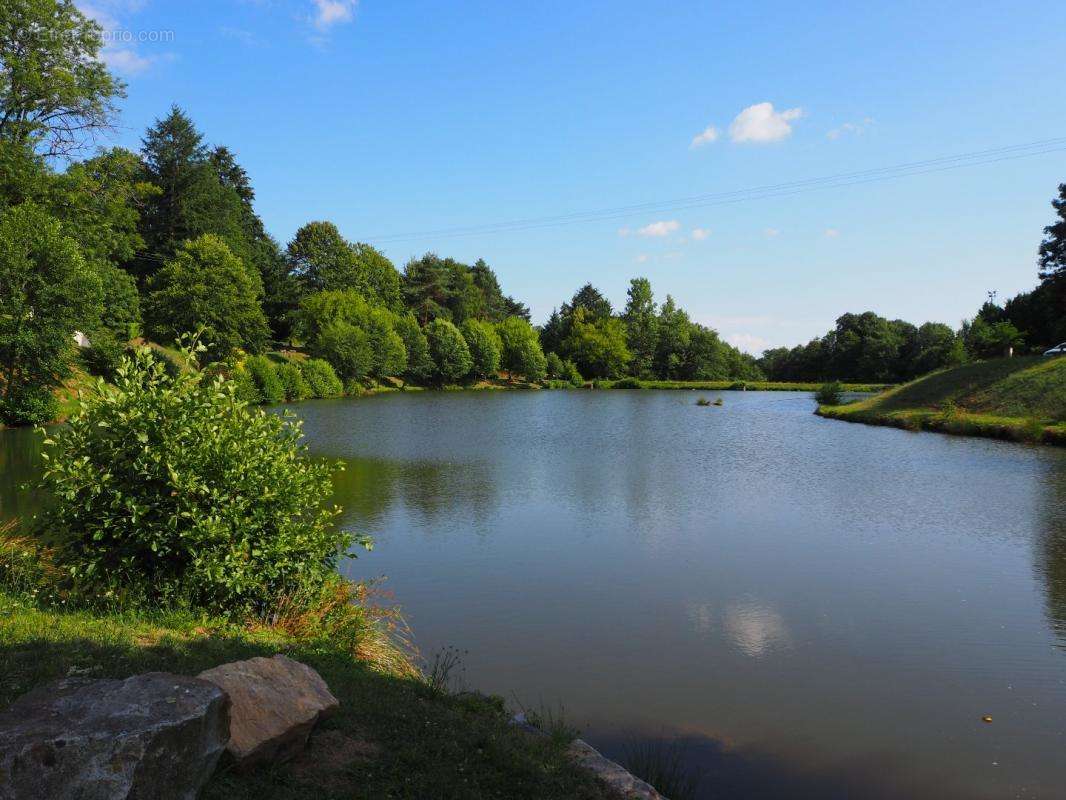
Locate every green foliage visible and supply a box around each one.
[37,343,361,614]
[0,0,125,158]
[403,253,527,325]
[299,358,344,398]
[243,355,284,404]
[313,320,374,382]
[963,316,1025,359]
[80,331,126,380]
[426,319,473,383]
[816,380,844,406]
[545,352,565,380]
[0,203,101,425]
[93,262,141,341]
[144,234,270,358]
[1,383,58,426]
[460,319,502,378]
[395,313,434,383]
[612,377,644,389]
[623,277,658,378]
[287,222,403,310]
[275,361,311,401]
[496,316,547,381]
[562,308,631,379]
[561,359,583,386]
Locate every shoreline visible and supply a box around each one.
[816,404,1066,447]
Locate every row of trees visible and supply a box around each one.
[760,189,1066,383]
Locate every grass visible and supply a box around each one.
[0,520,618,800]
[817,356,1066,445]
[622,737,702,800]
[0,589,619,799]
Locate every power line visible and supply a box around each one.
[364,138,1066,244]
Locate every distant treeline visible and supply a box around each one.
[1,2,1064,425]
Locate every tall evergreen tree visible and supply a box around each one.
[1038,182,1066,328]
[623,277,658,378]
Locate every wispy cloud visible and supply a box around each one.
[730,102,804,143]
[76,1,170,75]
[824,228,840,238]
[691,227,711,241]
[635,220,680,238]
[764,227,781,238]
[690,124,719,148]
[827,117,873,140]
[312,0,357,30]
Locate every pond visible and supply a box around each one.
[3,390,1065,799]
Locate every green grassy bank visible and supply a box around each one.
[0,586,616,800]
[816,356,1066,445]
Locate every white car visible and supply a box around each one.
[1044,342,1066,356]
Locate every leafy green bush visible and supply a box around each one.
[243,354,284,404]
[300,358,344,398]
[563,360,583,387]
[460,319,502,379]
[496,316,547,381]
[80,332,127,380]
[37,343,363,614]
[395,314,433,383]
[816,380,844,406]
[612,377,644,389]
[276,361,312,401]
[426,319,473,383]
[314,320,374,381]
[0,384,59,426]
[545,352,565,379]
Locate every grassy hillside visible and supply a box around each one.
[818,356,1066,445]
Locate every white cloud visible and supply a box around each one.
[690,124,719,149]
[312,0,357,29]
[826,117,873,140]
[634,254,649,263]
[727,332,770,355]
[636,220,680,238]
[76,1,166,75]
[764,227,780,238]
[102,48,154,74]
[691,227,711,241]
[824,228,840,238]
[729,102,804,143]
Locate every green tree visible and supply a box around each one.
[0,0,124,157]
[299,358,343,398]
[623,277,658,378]
[545,352,565,379]
[144,234,270,357]
[0,203,101,424]
[313,320,374,382]
[654,296,692,378]
[963,316,1024,359]
[395,314,434,383]
[497,316,547,381]
[562,308,631,379]
[460,319,502,378]
[425,319,473,383]
[1038,183,1066,334]
[38,343,358,613]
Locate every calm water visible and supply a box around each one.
[3,390,1066,798]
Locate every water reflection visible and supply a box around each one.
[331,455,497,533]
[722,599,791,659]
[1033,464,1066,648]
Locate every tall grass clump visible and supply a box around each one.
[35,339,369,616]
[622,737,701,800]
[815,380,844,406]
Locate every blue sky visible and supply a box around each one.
[77,0,1066,353]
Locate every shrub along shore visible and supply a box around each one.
[816,356,1066,446]
[0,344,625,799]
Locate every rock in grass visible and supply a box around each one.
[197,654,338,768]
[0,672,229,800]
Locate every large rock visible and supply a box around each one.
[0,672,229,800]
[197,654,338,768]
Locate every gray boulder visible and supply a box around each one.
[0,672,229,800]
[198,654,338,769]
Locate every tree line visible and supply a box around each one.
[1,1,1064,425]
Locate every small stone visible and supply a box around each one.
[198,654,338,768]
[0,672,229,800]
